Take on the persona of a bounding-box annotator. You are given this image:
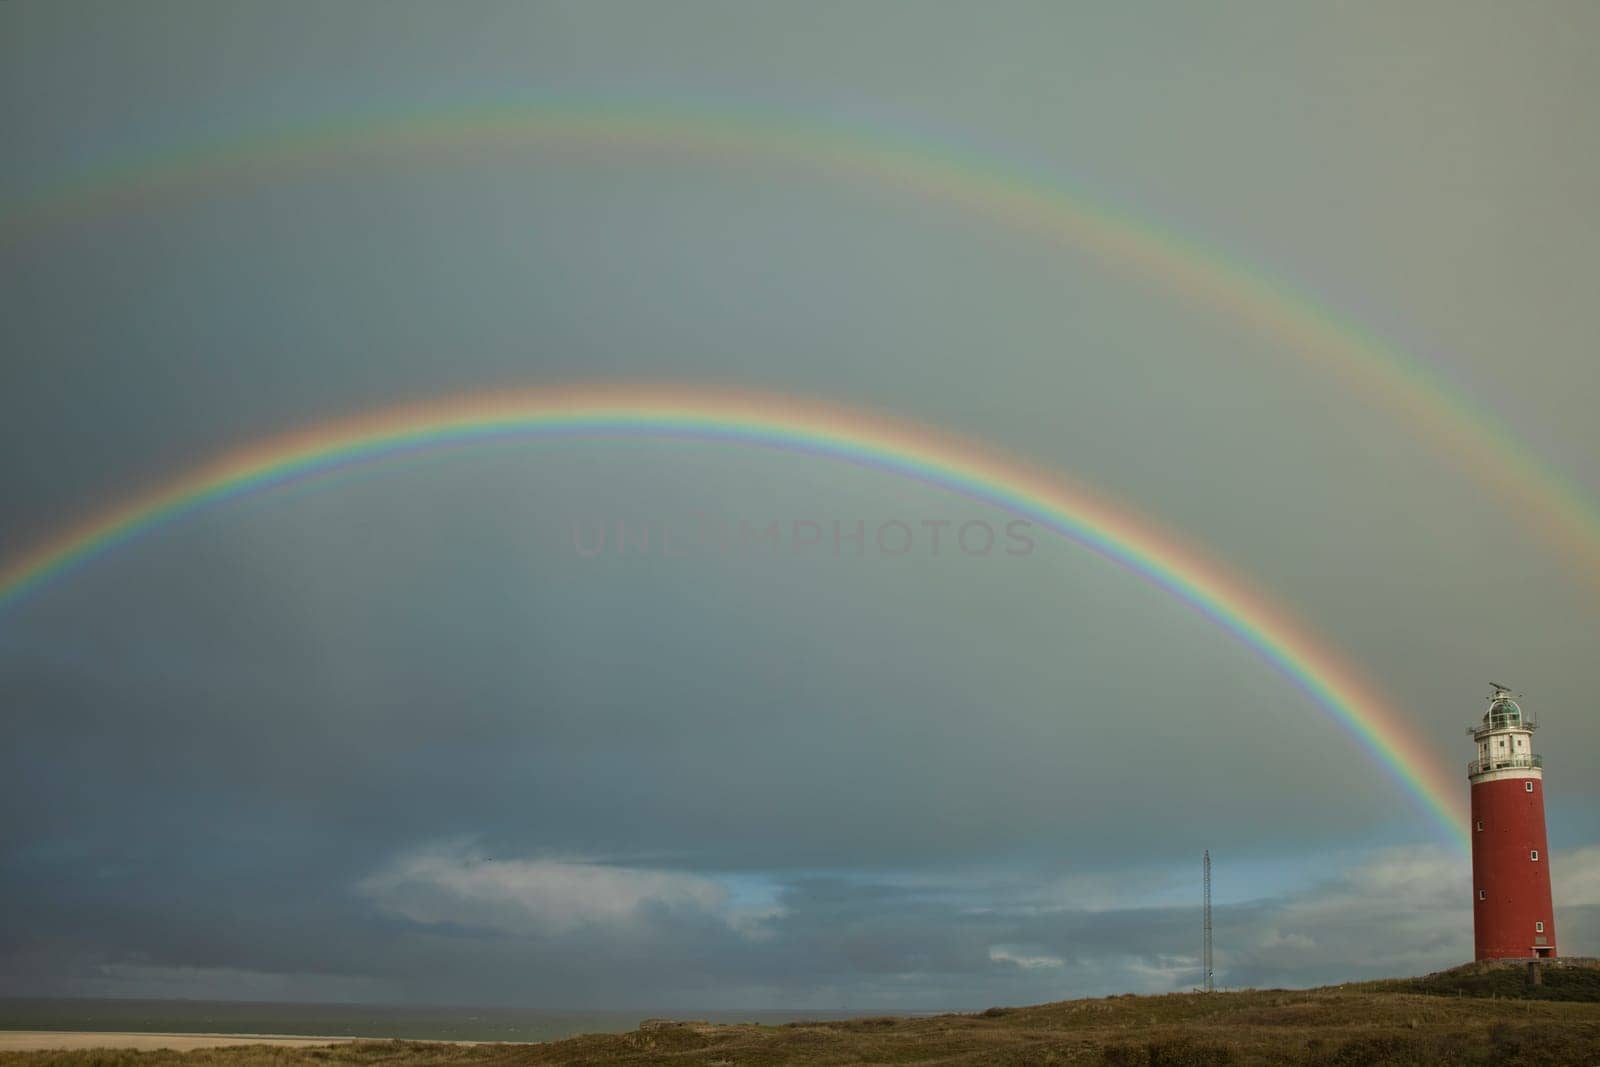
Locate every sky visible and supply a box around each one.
[1,1,1597,1010]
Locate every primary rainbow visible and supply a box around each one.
[4,100,1598,592]
[0,385,1469,847]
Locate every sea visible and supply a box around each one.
[0,998,878,1044]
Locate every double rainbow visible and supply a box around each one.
[0,385,1470,847]
[4,100,1597,592]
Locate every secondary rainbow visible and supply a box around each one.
[4,100,1598,592]
[0,385,1469,846]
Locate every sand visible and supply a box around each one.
[0,1031,360,1051]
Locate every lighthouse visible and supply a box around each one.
[1469,684,1556,959]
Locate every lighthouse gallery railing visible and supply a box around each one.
[1467,754,1543,775]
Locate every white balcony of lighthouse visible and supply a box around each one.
[1467,752,1542,776]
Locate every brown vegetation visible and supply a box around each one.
[5,973,1600,1066]
[1365,957,1600,1002]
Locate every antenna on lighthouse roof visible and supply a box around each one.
[1489,682,1526,705]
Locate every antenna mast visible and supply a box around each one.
[1203,850,1214,992]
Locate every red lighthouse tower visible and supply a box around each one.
[1469,684,1556,960]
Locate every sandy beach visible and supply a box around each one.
[0,1031,360,1052]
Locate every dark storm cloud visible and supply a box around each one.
[9,840,1597,1008]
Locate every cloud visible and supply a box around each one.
[988,944,1064,969]
[356,841,757,937]
[7,839,1598,1008]
[1216,843,1600,987]
[1215,846,1471,987]
[1554,845,1600,909]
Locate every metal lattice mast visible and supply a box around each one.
[1203,850,1214,992]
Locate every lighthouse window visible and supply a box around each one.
[1531,850,1540,861]
[1478,889,1487,900]
[1476,821,1484,832]
[1536,922,1545,933]
[1526,781,1535,792]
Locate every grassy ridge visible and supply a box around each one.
[1363,959,1600,1002]
[4,980,1599,1066]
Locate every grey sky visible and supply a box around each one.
[2,1,1596,1008]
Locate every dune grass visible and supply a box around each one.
[1362,958,1600,1002]
[5,974,1599,1066]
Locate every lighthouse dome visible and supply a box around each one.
[1484,696,1523,729]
